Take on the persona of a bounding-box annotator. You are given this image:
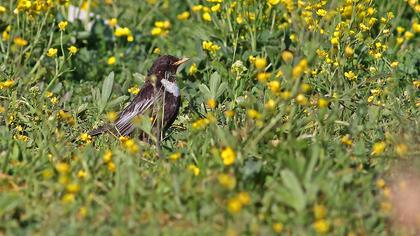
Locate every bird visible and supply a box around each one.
[88,55,189,140]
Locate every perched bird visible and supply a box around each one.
[89,55,189,139]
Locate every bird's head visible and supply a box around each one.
[148,55,189,79]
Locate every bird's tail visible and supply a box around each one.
[88,124,112,136]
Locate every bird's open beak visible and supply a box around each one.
[173,57,190,65]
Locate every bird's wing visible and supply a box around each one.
[114,82,162,136]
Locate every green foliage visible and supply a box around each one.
[0,0,419,235]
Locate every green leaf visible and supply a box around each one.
[279,169,306,212]
[100,72,114,113]
[0,193,22,217]
[198,84,211,99]
[209,72,221,98]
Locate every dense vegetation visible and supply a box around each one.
[0,0,419,235]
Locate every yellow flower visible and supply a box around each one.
[227,197,242,214]
[169,152,181,161]
[390,61,399,69]
[275,70,284,78]
[58,21,68,31]
[247,109,261,119]
[211,4,221,12]
[78,206,88,218]
[122,138,139,154]
[257,72,271,83]
[0,6,6,14]
[77,170,88,179]
[188,63,197,75]
[188,164,200,176]
[107,18,117,27]
[218,173,236,189]
[404,31,414,40]
[316,98,328,108]
[221,147,236,166]
[268,0,280,6]
[376,178,386,188]
[107,56,116,65]
[114,27,131,37]
[265,99,276,110]
[224,110,235,118]
[272,223,283,233]
[236,15,243,24]
[313,219,329,234]
[177,11,190,20]
[47,48,58,57]
[151,27,163,36]
[14,37,28,47]
[395,143,407,157]
[155,20,171,29]
[237,192,251,205]
[314,204,327,219]
[107,162,116,172]
[296,94,308,106]
[127,35,134,42]
[192,5,203,12]
[281,51,293,63]
[331,37,339,46]
[254,57,267,70]
[202,41,220,53]
[55,162,70,174]
[316,9,327,17]
[107,111,118,122]
[68,46,78,54]
[268,80,280,93]
[79,133,92,143]
[103,150,112,164]
[412,22,420,33]
[344,71,357,81]
[61,193,75,204]
[371,141,386,156]
[66,183,80,193]
[207,98,217,109]
[128,86,140,95]
[345,46,354,57]
[341,135,352,146]
[42,169,54,179]
[0,80,15,89]
[292,59,308,78]
[202,12,212,21]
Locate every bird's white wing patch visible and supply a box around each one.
[161,79,180,97]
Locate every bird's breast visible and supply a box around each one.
[160,79,180,97]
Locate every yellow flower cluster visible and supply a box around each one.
[192,114,215,129]
[0,80,15,89]
[151,20,171,37]
[227,192,251,214]
[218,173,236,189]
[58,110,76,126]
[128,86,140,95]
[102,150,116,172]
[13,36,28,47]
[220,147,236,166]
[313,204,329,234]
[188,164,200,176]
[371,141,386,156]
[115,27,134,42]
[202,41,220,53]
[177,11,190,21]
[79,133,92,144]
[120,137,139,154]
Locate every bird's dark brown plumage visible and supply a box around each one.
[89,55,188,138]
